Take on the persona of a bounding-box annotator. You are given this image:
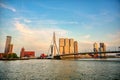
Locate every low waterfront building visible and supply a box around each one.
[20,47,35,58]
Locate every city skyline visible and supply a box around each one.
[0,0,120,56]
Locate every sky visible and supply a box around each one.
[0,0,120,56]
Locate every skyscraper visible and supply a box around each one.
[99,43,106,57]
[59,38,64,55]
[64,38,69,54]
[74,41,78,53]
[4,36,11,54]
[8,44,13,53]
[59,38,78,54]
[69,39,74,53]
[99,43,106,52]
[93,42,98,52]
[93,42,99,58]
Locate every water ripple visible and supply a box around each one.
[0,59,120,80]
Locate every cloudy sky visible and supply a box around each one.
[0,0,120,56]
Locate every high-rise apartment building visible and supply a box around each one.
[93,42,98,52]
[59,38,78,54]
[103,44,106,52]
[69,39,74,53]
[99,43,106,57]
[74,41,78,53]
[4,36,11,54]
[64,38,69,54]
[59,38,64,55]
[99,43,106,52]
[8,44,13,53]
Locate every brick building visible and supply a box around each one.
[20,47,35,58]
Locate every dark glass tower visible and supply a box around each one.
[4,36,11,54]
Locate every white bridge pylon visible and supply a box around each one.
[48,32,59,58]
[53,32,60,56]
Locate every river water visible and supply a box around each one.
[0,58,120,80]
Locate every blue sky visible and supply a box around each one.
[0,0,120,56]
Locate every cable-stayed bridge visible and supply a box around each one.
[53,51,120,59]
[59,51,120,56]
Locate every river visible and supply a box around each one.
[0,58,120,80]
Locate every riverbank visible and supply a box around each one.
[0,57,120,61]
[0,58,29,61]
[0,58,120,80]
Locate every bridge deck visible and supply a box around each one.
[59,51,120,56]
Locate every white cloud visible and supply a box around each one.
[13,17,32,23]
[0,3,16,12]
[13,17,78,25]
[106,32,120,47]
[14,21,33,34]
[14,21,68,56]
[81,22,94,29]
[33,19,78,25]
[83,34,91,39]
[78,32,120,52]
[24,19,31,23]
[107,32,120,39]
[78,40,93,52]
[37,3,65,10]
